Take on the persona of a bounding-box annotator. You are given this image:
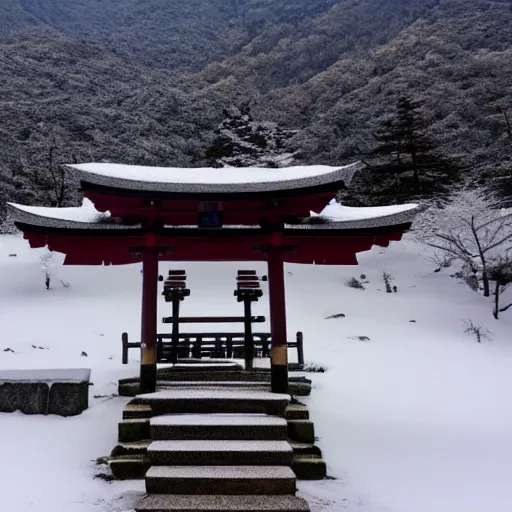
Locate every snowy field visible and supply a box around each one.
[1,234,511,512]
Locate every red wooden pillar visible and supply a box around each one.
[140,235,159,394]
[267,232,289,394]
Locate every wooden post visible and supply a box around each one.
[267,233,288,394]
[193,338,202,359]
[140,244,159,394]
[170,296,181,364]
[122,332,129,365]
[296,331,304,366]
[244,298,254,371]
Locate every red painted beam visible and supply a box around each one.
[20,230,406,266]
[84,189,335,225]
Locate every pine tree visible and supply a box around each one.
[367,96,458,201]
[205,105,297,168]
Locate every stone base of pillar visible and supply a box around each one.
[140,364,157,394]
[271,363,288,394]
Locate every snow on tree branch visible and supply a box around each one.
[204,106,297,168]
[415,188,512,302]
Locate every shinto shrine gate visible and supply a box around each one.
[8,162,418,394]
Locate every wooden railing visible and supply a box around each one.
[121,331,304,366]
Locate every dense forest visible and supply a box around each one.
[0,0,512,219]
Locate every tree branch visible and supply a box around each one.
[477,212,512,231]
[499,302,512,313]
[434,233,473,258]
[425,242,471,259]
[484,233,512,253]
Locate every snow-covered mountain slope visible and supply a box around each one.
[1,234,511,512]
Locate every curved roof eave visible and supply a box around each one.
[304,203,421,230]
[7,203,138,231]
[8,203,420,233]
[65,162,365,194]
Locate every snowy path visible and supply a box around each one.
[1,235,511,512]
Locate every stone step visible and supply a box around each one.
[159,369,248,381]
[289,442,322,458]
[145,466,296,495]
[165,361,243,372]
[156,381,311,395]
[111,440,151,457]
[109,455,151,480]
[287,420,315,444]
[133,390,290,416]
[158,381,271,389]
[155,381,311,397]
[151,414,288,441]
[148,440,293,466]
[291,456,327,481]
[119,382,142,397]
[135,494,310,512]
[123,404,153,419]
[287,383,311,397]
[155,370,310,383]
[119,418,150,442]
[120,381,307,398]
[284,405,309,421]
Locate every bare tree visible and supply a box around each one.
[488,257,512,319]
[416,189,512,298]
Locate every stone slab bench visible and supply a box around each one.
[0,368,91,416]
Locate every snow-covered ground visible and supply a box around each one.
[1,234,511,512]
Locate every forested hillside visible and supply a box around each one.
[197,0,512,164]
[1,0,511,218]
[0,32,199,212]
[0,0,336,71]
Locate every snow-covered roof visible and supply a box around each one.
[67,162,363,194]
[8,199,419,232]
[300,200,420,229]
[318,199,419,221]
[7,200,138,230]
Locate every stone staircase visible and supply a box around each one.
[108,364,326,512]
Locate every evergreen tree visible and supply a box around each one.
[204,105,297,168]
[361,96,459,202]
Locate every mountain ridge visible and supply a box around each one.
[0,0,511,217]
